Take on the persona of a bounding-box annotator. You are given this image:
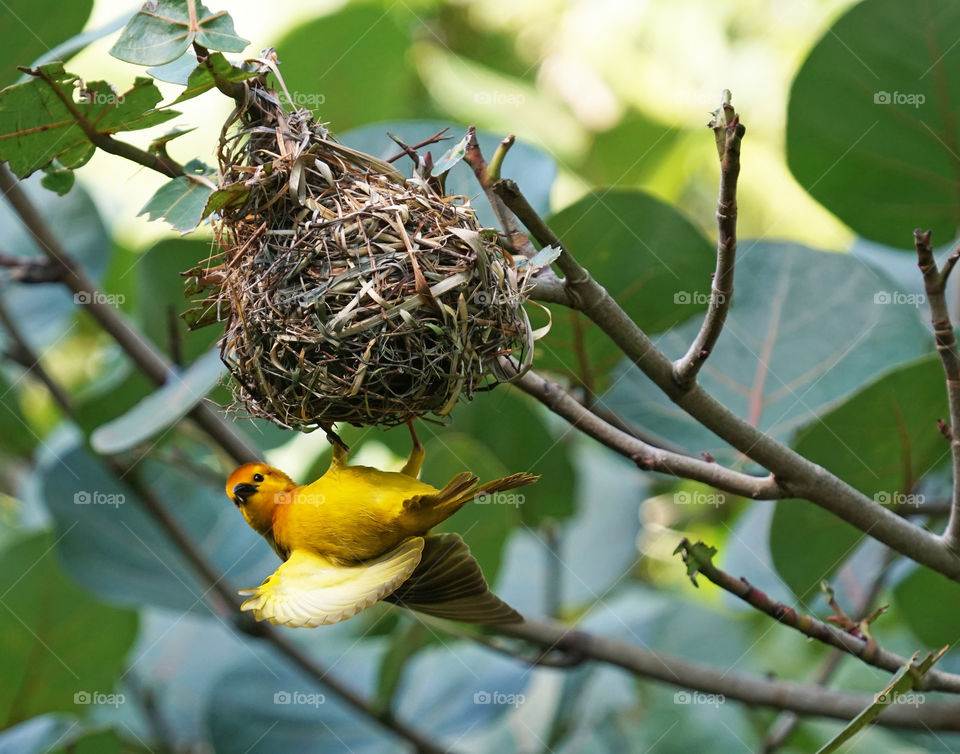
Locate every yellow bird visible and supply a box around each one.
[226,423,537,627]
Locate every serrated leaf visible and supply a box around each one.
[40,162,75,195]
[91,347,226,454]
[202,183,248,218]
[0,65,179,177]
[139,174,215,232]
[110,0,248,66]
[169,51,258,104]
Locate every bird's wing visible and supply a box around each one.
[384,533,523,624]
[238,537,424,627]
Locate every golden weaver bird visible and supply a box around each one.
[226,423,537,627]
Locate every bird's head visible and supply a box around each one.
[226,463,297,520]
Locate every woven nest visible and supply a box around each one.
[184,75,533,430]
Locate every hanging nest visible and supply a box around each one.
[184,70,533,430]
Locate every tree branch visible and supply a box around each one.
[673,90,744,387]
[675,539,960,693]
[506,362,784,499]
[493,619,960,730]
[915,229,960,550]
[22,67,185,179]
[493,175,960,583]
[0,164,258,466]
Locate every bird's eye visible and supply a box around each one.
[253,473,264,483]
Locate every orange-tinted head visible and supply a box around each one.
[226,463,297,508]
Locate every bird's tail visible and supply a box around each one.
[406,472,539,522]
[384,533,522,624]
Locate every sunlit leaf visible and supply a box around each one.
[787,0,960,247]
[539,189,715,384]
[169,52,258,104]
[110,0,248,66]
[0,65,178,178]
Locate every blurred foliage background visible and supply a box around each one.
[2,0,960,752]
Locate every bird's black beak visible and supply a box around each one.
[232,483,258,506]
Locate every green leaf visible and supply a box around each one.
[275,4,430,131]
[601,242,931,462]
[40,162,75,195]
[421,433,516,582]
[138,175,215,232]
[787,0,960,247]
[771,356,948,597]
[540,189,715,382]
[169,52,258,104]
[893,566,960,647]
[202,183,249,218]
[674,540,717,587]
[109,0,248,66]
[0,0,92,88]
[440,387,575,525]
[0,532,138,727]
[431,132,469,176]
[0,65,179,178]
[147,51,201,85]
[0,175,109,351]
[91,347,226,454]
[134,237,221,362]
[37,430,276,611]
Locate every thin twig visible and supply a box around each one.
[674,90,744,388]
[676,539,960,692]
[760,548,899,753]
[494,619,960,729]
[463,126,536,259]
[915,229,960,550]
[20,67,184,179]
[507,362,784,499]
[0,164,258,465]
[0,252,62,283]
